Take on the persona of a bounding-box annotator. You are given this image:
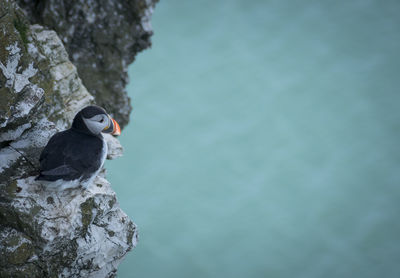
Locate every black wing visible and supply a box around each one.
[37,130,103,181]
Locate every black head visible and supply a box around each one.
[80,105,107,119]
[72,105,121,136]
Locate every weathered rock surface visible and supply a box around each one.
[17,0,158,128]
[1,175,136,278]
[0,1,138,277]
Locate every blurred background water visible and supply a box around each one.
[106,0,400,277]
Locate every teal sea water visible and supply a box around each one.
[107,1,400,277]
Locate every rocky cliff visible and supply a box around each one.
[17,0,157,128]
[0,0,156,276]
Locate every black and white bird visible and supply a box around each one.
[36,105,121,190]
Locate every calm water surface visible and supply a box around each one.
[107,1,400,277]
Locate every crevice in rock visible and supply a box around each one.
[0,139,12,149]
[9,145,37,171]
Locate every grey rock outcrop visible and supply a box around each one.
[0,1,141,277]
[17,0,158,128]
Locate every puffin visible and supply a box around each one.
[36,105,121,190]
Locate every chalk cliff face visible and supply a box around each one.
[17,0,157,128]
[0,0,155,276]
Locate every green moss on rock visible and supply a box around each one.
[80,197,95,232]
[13,17,29,49]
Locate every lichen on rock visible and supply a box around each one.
[0,0,140,277]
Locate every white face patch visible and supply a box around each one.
[82,114,110,135]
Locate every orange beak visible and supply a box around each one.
[103,116,121,136]
[111,118,121,136]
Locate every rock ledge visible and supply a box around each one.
[0,0,145,277]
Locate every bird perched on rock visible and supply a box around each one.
[36,105,121,190]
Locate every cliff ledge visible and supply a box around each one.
[0,0,155,276]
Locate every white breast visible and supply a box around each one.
[100,137,108,167]
[81,137,108,189]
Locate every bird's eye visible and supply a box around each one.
[100,118,104,123]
